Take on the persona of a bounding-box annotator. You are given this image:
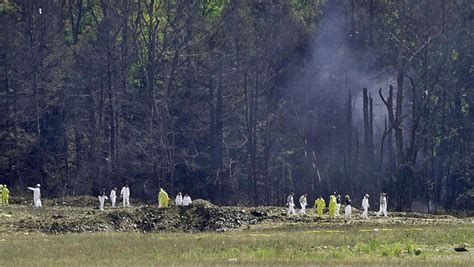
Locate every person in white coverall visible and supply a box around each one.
[299,193,307,214]
[287,193,296,215]
[27,184,42,208]
[344,195,352,223]
[377,193,388,217]
[183,194,192,206]
[98,191,108,211]
[175,192,183,206]
[361,194,370,219]
[110,188,117,208]
[120,185,130,207]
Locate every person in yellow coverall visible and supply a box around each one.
[328,193,337,218]
[158,188,170,208]
[314,196,325,217]
[2,185,9,205]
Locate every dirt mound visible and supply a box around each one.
[5,198,470,234]
[10,196,99,207]
[10,196,145,208]
[15,213,111,233]
[9,196,30,205]
[12,204,261,234]
[55,196,99,207]
[102,204,260,232]
[192,199,216,208]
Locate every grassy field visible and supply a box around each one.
[1,223,473,266]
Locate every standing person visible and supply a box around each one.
[315,196,326,217]
[299,193,308,214]
[27,184,42,208]
[344,195,352,223]
[158,188,170,208]
[287,193,296,215]
[175,192,183,206]
[98,190,108,211]
[335,195,341,218]
[120,185,130,207]
[183,194,192,206]
[110,188,117,208]
[328,193,337,218]
[361,194,370,219]
[0,185,3,205]
[2,185,9,205]
[377,193,388,217]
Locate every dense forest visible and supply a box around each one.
[0,0,472,212]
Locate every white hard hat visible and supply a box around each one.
[36,184,41,187]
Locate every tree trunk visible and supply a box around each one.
[368,0,375,48]
[362,88,370,171]
[395,26,406,211]
[369,94,374,170]
[303,57,311,195]
[346,90,353,184]
[210,58,224,203]
[251,69,259,204]
[395,31,405,169]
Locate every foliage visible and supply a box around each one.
[0,0,471,210]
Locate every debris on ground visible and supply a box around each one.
[0,196,471,234]
[454,243,470,252]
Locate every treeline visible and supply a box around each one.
[0,0,472,211]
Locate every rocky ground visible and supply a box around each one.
[0,196,472,234]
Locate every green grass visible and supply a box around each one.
[1,224,473,266]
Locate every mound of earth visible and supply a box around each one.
[2,196,471,234]
[10,196,144,208]
[10,199,263,233]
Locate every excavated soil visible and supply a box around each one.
[0,197,472,234]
